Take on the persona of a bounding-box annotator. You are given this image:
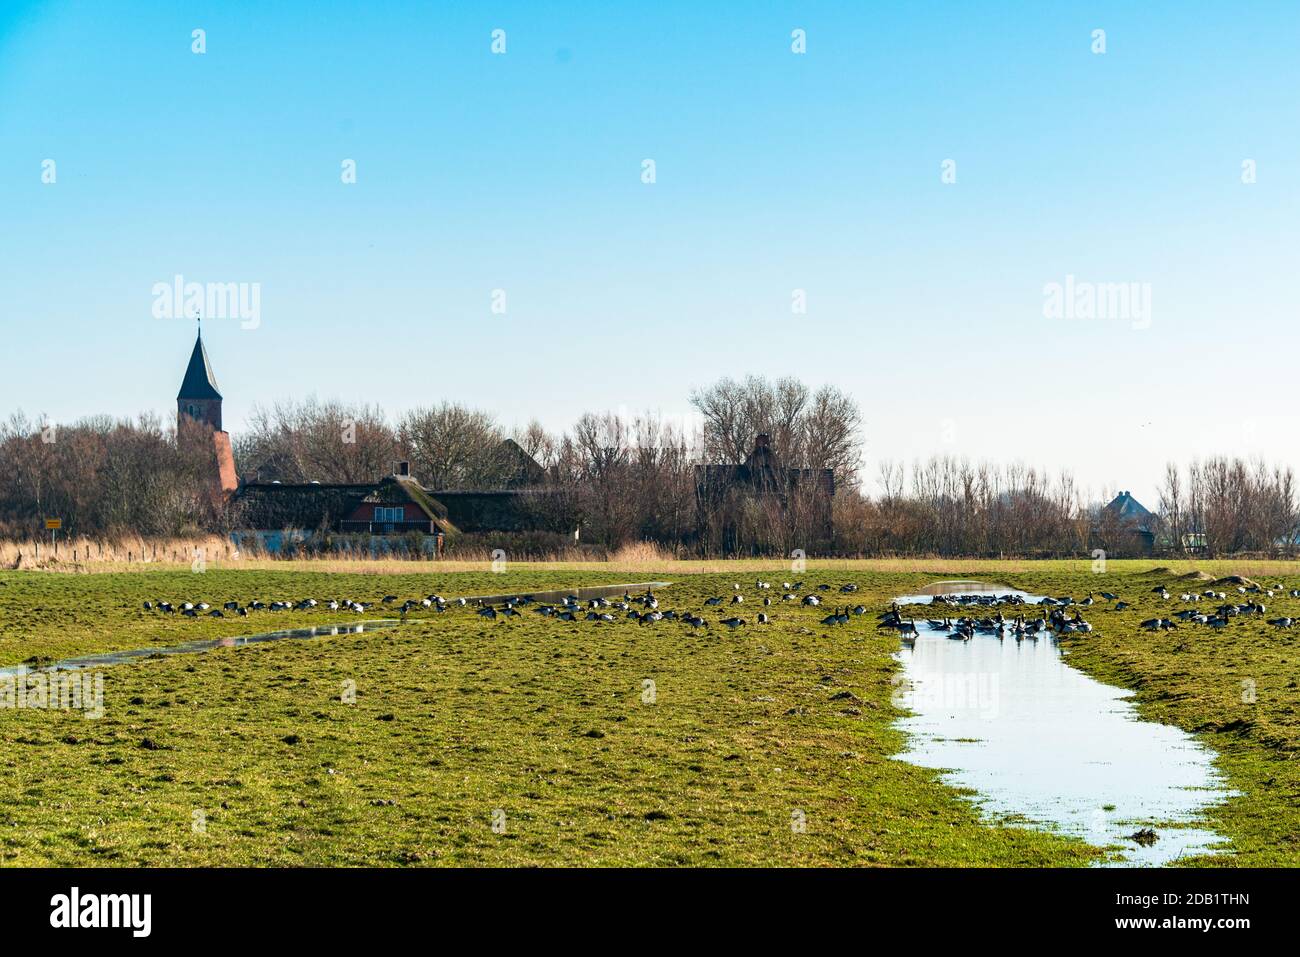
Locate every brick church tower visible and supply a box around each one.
[177,324,238,498]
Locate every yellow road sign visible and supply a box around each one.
[45,518,61,530]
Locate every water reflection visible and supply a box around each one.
[0,621,402,678]
[892,584,1232,866]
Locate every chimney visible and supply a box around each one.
[395,461,411,478]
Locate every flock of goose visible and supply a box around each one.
[143,593,475,618]
[141,580,870,631]
[878,600,1094,641]
[474,590,742,629]
[1138,582,1300,631]
[875,579,1300,641]
[142,578,1300,635]
[469,580,873,630]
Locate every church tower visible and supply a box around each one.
[176,324,238,498]
[177,324,223,431]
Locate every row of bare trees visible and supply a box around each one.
[234,399,541,489]
[829,457,1090,557]
[0,412,225,539]
[5,375,1298,556]
[1159,458,1299,556]
[827,455,1300,558]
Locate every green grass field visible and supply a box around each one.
[0,560,1294,866]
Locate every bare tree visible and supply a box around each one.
[690,375,861,485]
[398,403,513,489]
[235,398,396,484]
[1159,462,1185,554]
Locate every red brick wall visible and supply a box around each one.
[212,431,238,499]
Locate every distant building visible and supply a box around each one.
[177,326,238,499]
[230,467,456,553]
[695,433,835,553]
[498,438,547,487]
[1103,490,1152,526]
[231,460,559,553]
[1096,489,1156,556]
[170,330,562,553]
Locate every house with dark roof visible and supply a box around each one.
[230,462,562,553]
[1103,490,1152,526]
[695,434,835,553]
[230,467,461,553]
[1095,489,1157,556]
[499,438,547,487]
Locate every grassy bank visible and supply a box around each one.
[0,562,1294,866]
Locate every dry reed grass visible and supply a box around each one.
[606,540,675,566]
[1,535,235,572]
[8,534,1300,579]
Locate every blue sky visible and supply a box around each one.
[1,1,1297,504]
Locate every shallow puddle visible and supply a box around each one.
[891,583,1233,866]
[0,620,402,677]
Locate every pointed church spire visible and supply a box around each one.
[177,326,222,401]
[177,325,223,432]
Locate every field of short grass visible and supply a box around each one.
[0,560,1294,866]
